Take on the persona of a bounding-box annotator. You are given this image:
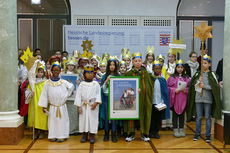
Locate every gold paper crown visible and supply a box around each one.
[99,57,107,66]
[132,52,142,59]
[122,48,131,59]
[176,59,185,65]
[73,50,81,58]
[91,54,101,62]
[81,50,93,60]
[170,38,183,55]
[120,61,127,66]
[203,54,212,62]
[84,64,94,72]
[114,56,119,61]
[20,46,38,71]
[121,48,129,54]
[51,61,61,68]
[108,56,117,62]
[152,60,162,66]
[102,53,110,60]
[62,58,69,71]
[38,65,45,70]
[146,46,155,55]
[36,62,45,73]
[156,54,165,60]
[66,59,76,66]
[168,49,179,56]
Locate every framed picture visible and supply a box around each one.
[109,76,140,120]
[60,74,78,101]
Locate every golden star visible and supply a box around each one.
[20,46,33,63]
[171,38,184,54]
[81,39,93,51]
[172,38,183,44]
[194,22,213,42]
[20,46,38,71]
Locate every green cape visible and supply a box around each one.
[186,71,222,122]
[124,66,153,134]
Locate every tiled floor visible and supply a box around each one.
[0,121,230,153]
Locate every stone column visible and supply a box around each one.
[215,0,230,144]
[223,0,230,112]
[0,0,24,144]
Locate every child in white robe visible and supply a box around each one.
[38,61,74,142]
[74,64,102,144]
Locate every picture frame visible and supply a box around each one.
[109,76,140,120]
[60,74,78,101]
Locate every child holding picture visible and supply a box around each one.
[124,52,153,142]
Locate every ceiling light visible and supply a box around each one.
[31,0,41,5]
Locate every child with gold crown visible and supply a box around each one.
[90,54,100,77]
[63,59,79,136]
[162,49,177,80]
[149,60,170,139]
[124,52,153,142]
[187,55,222,142]
[20,47,48,139]
[119,61,127,76]
[38,61,74,142]
[64,59,77,74]
[76,50,91,85]
[122,49,132,71]
[161,49,177,130]
[100,56,120,143]
[27,63,48,139]
[143,46,155,74]
[167,59,190,138]
[74,64,102,144]
[95,58,107,84]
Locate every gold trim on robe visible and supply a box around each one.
[47,79,64,87]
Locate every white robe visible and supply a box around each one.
[166,62,176,75]
[127,62,133,71]
[38,79,74,139]
[74,81,101,134]
[17,64,28,84]
[146,62,153,74]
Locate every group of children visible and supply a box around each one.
[17,46,222,144]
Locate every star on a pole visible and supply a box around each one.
[194,22,213,42]
[171,38,184,54]
[20,46,38,71]
[81,39,93,51]
[172,38,183,44]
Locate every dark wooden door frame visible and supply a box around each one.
[176,0,224,57]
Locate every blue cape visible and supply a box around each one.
[153,76,170,119]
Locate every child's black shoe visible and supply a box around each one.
[103,131,109,141]
[206,136,211,143]
[193,134,200,141]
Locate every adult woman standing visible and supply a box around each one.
[184,51,199,78]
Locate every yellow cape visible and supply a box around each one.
[27,80,48,130]
[161,66,170,81]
